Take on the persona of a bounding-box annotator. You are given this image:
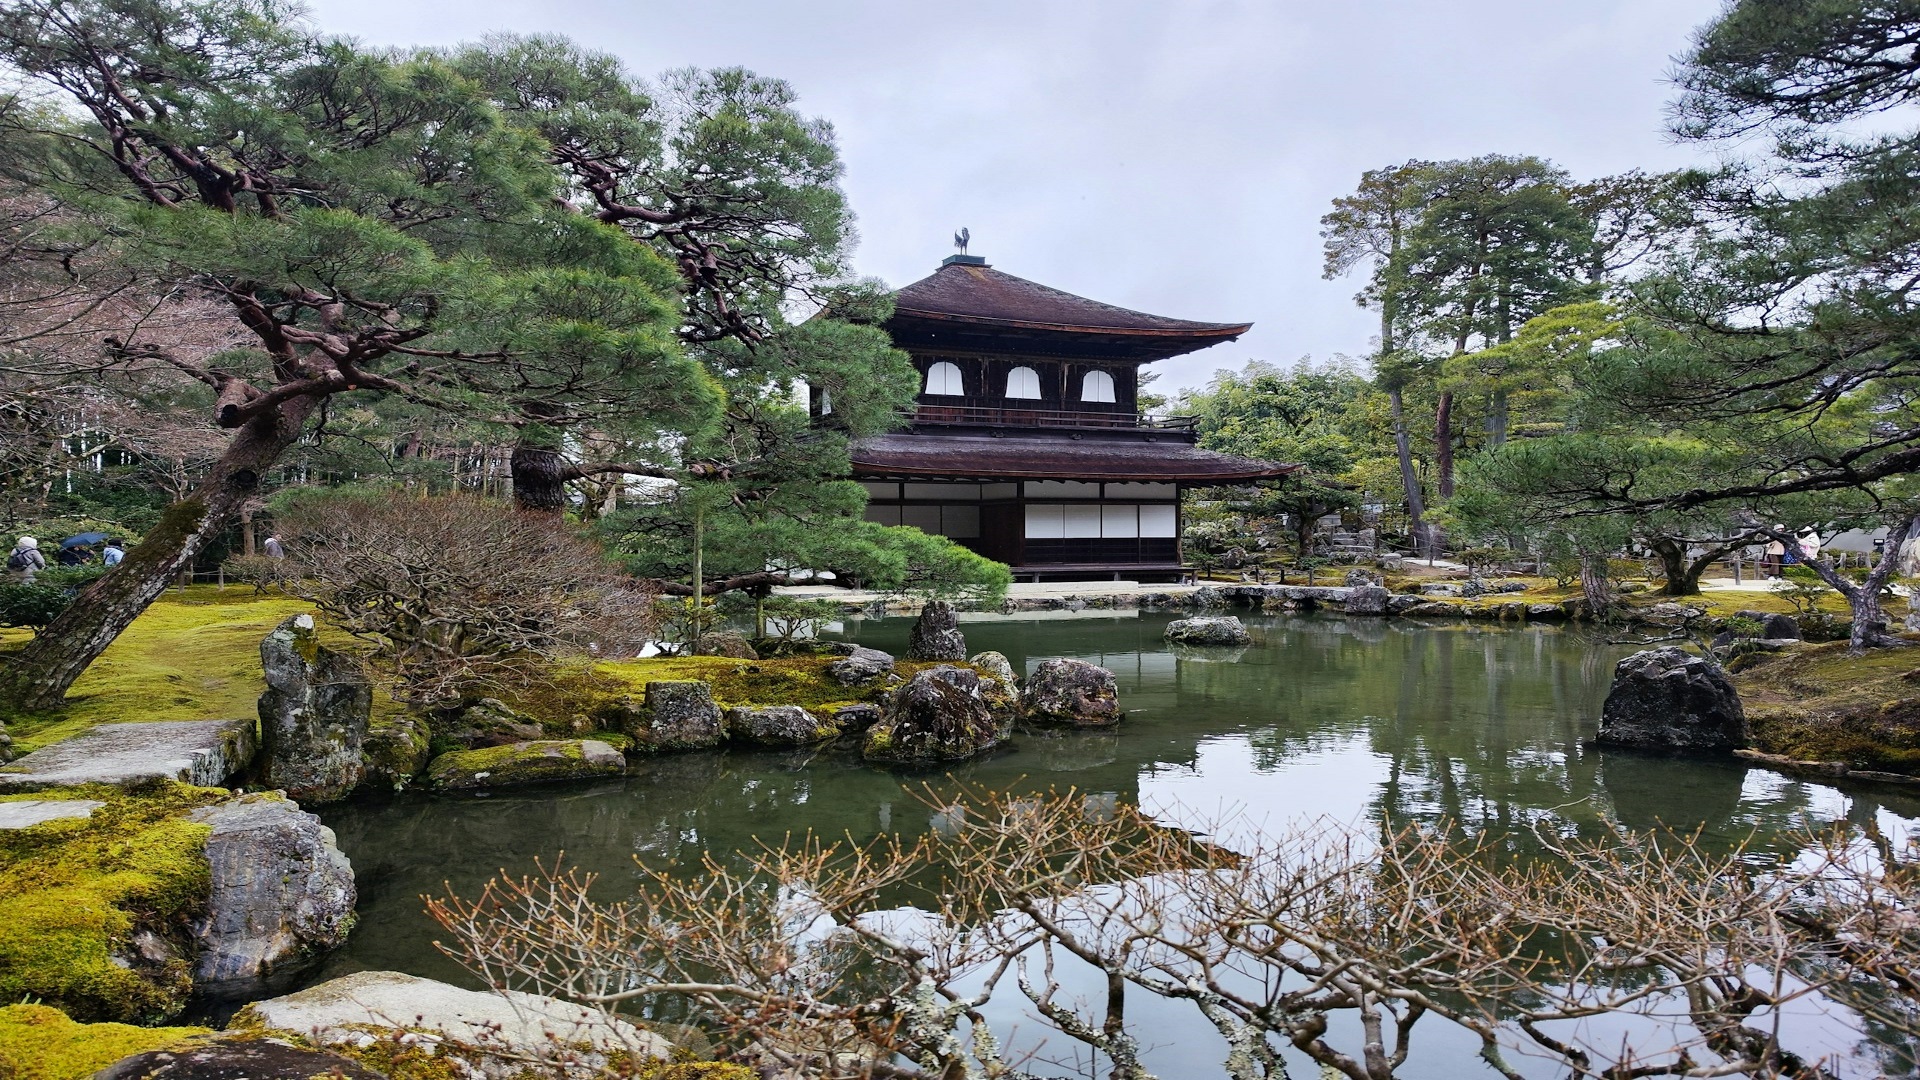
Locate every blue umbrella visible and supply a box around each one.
[60,532,108,549]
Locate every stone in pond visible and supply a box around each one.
[1596,647,1746,753]
[637,680,725,750]
[906,600,967,661]
[360,714,431,792]
[256,614,369,803]
[827,645,895,685]
[726,705,838,746]
[0,718,255,792]
[969,650,1018,689]
[1022,658,1121,728]
[234,969,671,1077]
[1164,616,1252,646]
[1343,586,1390,615]
[187,792,356,1000]
[426,739,626,791]
[96,1037,384,1080]
[864,666,1004,764]
[832,703,882,730]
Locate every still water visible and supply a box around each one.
[315,611,1920,1076]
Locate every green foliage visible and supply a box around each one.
[0,568,106,634]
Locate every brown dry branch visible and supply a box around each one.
[427,789,1920,1080]
[274,491,654,704]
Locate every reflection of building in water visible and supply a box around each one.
[833,254,1296,582]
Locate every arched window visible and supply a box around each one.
[924,361,964,396]
[1080,369,1116,403]
[1005,366,1041,399]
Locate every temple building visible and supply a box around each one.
[834,254,1296,582]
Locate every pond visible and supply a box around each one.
[314,610,1920,1077]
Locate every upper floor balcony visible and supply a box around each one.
[910,401,1199,433]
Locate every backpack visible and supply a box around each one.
[5,549,30,571]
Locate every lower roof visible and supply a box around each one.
[849,433,1298,484]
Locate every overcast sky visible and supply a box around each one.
[306,0,1728,392]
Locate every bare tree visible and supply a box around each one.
[429,788,1920,1080]
[274,491,655,704]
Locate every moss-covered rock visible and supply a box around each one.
[0,1004,207,1080]
[0,783,225,1022]
[426,739,626,791]
[864,667,1004,764]
[362,714,431,792]
[724,705,839,747]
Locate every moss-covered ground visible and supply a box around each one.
[0,586,318,753]
[0,1003,207,1080]
[0,782,228,1022]
[0,586,412,754]
[1732,641,1920,775]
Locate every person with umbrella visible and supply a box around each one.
[101,538,125,567]
[54,532,103,567]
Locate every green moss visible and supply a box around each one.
[1734,641,1920,774]
[426,739,624,791]
[1,588,319,753]
[0,1003,208,1080]
[0,783,228,1022]
[595,655,973,715]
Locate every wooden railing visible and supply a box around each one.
[912,404,1198,431]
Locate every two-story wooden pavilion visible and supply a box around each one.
[837,254,1296,582]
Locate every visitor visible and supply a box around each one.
[101,538,125,567]
[1798,529,1822,563]
[262,535,285,559]
[54,544,91,567]
[6,537,45,582]
[1762,537,1785,578]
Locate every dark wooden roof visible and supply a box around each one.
[850,432,1298,484]
[885,260,1252,362]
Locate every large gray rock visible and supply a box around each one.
[426,739,626,791]
[1596,647,1747,753]
[257,614,368,803]
[186,792,355,1000]
[1342,585,1389,615]
[906,600,967,660]
[827,646,896,686]
[1021,658,1122,728]
[360,714,431,792]
[234,970,671,1077]
[726,705,838,746]
[633,680,725,751]
[1164,616,1251,646]
[0,718,255,791]
[864,666,1005,764]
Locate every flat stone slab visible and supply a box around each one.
[0,798,103,828]
[0,718,256,791]
[239,970,671,1063]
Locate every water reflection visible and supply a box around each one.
[316,611,1920,1073]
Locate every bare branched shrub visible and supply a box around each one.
[429,788,1920,1080]
[276,490,655,704]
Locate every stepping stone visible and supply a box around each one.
[0,798,104,828]
[0,718,257,791]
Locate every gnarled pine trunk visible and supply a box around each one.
[0,398,319,717]
[510,444,571,514]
